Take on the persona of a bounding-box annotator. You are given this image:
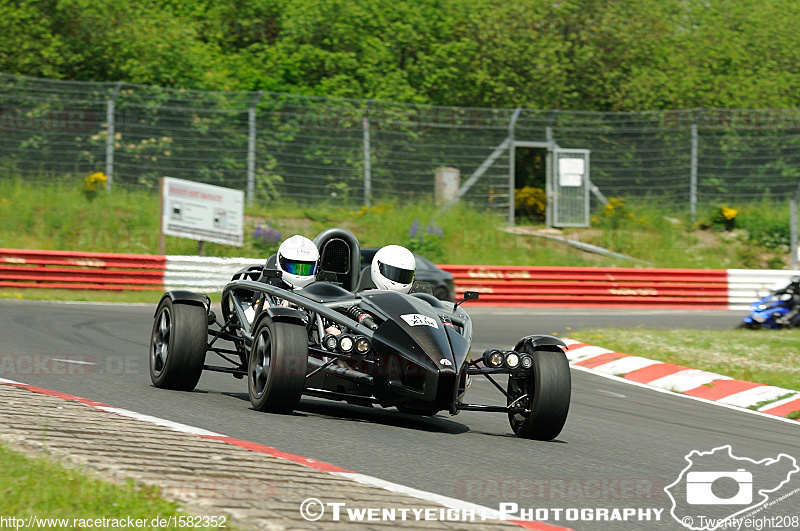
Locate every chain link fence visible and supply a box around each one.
[3,72,800,222]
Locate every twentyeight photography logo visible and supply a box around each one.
[665,445,799,530]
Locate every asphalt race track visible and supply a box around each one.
[1,300,798,531]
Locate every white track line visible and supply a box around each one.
[570,365,800,426]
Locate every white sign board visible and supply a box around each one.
[162,177,244,247]
[558,158,585,187]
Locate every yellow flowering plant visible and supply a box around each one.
[83,171,108,200]
[710,204,738,231]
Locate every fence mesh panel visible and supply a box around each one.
[3,72,800,215]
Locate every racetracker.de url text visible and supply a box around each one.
[0,515,228,529]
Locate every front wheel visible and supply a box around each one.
[507,349,571,440]
[248,316,308,413]
[149,299,207,391]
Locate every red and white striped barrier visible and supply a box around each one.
[442,265,730,309]
[164,256,261,291]
[562,339,800,422]
[727,269,800,311]
[1,249,797,310]
[0,248,166,291]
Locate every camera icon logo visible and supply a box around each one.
[686,469,752,505]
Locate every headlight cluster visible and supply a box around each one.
[322,333,371,355]
[482,349,533,370]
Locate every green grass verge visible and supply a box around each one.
[569,328,800,392]
[0,177,792,269]
[0,443,222,530]
[0,289,222,304]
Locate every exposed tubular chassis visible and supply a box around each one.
[152,272,572,440]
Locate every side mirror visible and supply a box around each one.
[454,291,479,310]
[261,268,282,279]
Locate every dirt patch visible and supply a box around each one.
[693,229,722,249]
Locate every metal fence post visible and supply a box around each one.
[363,100,372,207]
[508,108,522,226]
[792,198,797,271]
[792,180,800,270]
[690,109,701,222]
[247,91,264,207]
[105,82,122,190]
[545,110,558,228]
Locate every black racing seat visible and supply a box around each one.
[297,281,357,303]
[355,266,376,292]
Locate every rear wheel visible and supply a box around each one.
[507,348,571,440]
[149,299,207,391]
[248,316,308,413]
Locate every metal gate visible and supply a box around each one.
[551,148,591,227]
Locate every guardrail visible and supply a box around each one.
[164,256,260,291]
[0,248,165,291]
[441,265,730,308]
[1,249,795,310]
[727,269,800,311]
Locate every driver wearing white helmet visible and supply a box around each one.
[246,235,319,322]
[276,234,319,290]
[371,245,416,293]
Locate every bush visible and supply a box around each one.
[406,217,444,261]
[83,172,107,200]
[252,223,282,255]
[514,187,546,222]
[709,204,738,231]
[736,203,791,251]
[592,197,636,229]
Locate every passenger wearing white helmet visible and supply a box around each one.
[371,245,416,293]
[277,235,319,289]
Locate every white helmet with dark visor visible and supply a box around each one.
[371,245,416,293]
[277,235,319,289]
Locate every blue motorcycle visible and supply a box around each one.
[740,277,800,329]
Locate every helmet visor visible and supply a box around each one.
[280,256,317,277]
[378,262,415,285]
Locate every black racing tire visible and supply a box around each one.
[149,299,207,391]
[507,348,571,441]
[248,316,308,413]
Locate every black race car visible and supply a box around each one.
[149,228,571,440]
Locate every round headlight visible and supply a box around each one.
[355,336,371,354]
[505,352,520,369]
[482,349,506,368]
[520,354,533,369]
[322,334,338,351]
[338,334,354,353]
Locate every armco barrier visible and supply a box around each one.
[164,256,261,291]
[0,248,165,291]
[1,249,794,310]
[440,265,730,309]
[727,269,800,311]
[0,249,263,292]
